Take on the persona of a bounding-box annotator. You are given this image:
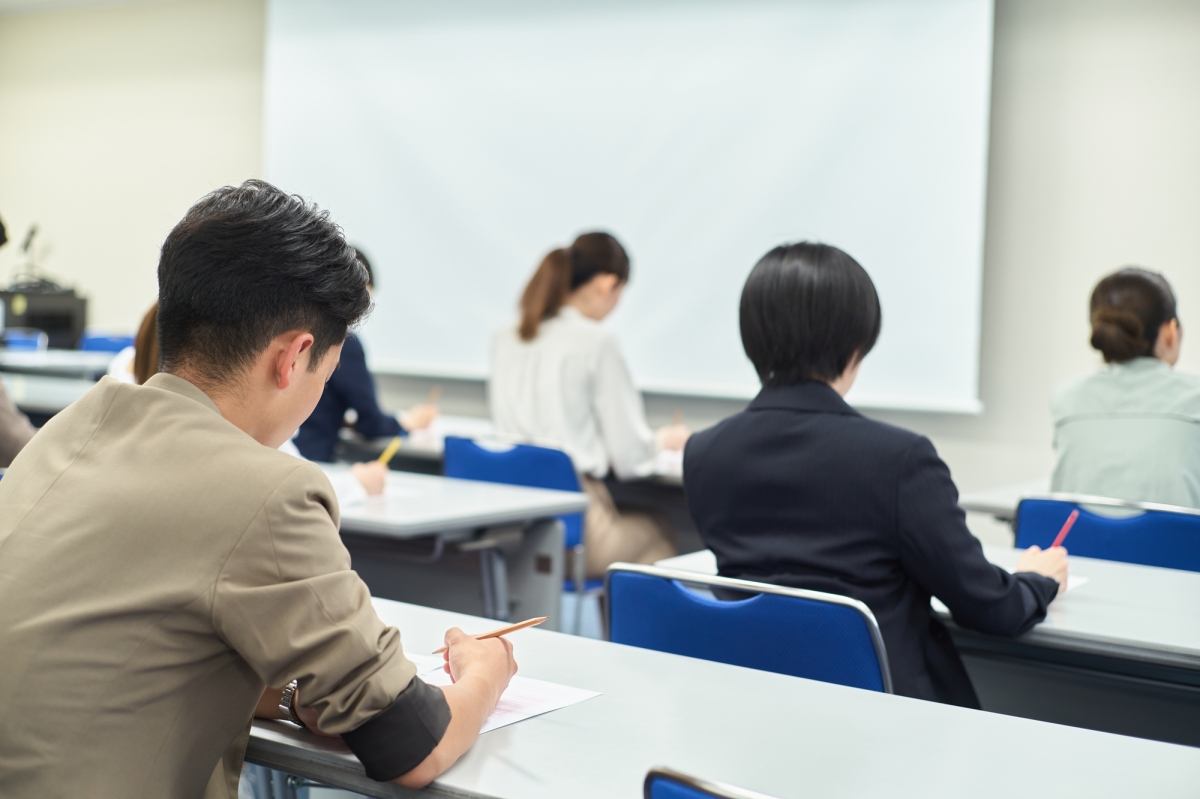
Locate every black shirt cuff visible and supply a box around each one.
[342,676,451,782]
[1012,572,1061,635]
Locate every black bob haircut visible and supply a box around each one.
[740,242,881,387]
[158,180,371,384]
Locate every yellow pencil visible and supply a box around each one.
[377,436,403,465]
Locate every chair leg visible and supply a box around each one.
[572,543,586,635]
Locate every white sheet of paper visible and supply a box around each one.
[410,654,600,734]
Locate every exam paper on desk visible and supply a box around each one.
[410,654,600,734]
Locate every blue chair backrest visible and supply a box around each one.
[645,768,779,799]
[1015,496,1200,572]
[80,332,134,352]
[443,436,584,548]
[4,328,47,351]
[607,565,891,693]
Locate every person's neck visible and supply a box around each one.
[564,297,605,321]
[167,366,273,445]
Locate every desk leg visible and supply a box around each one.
[480,548,510,622]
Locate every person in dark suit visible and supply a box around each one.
[295,249,438,462]
[683,242,1068,707]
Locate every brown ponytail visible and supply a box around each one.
[1088,268,1177,363]
[132,303,160,385]
[518,248,572,341]
[517,232,631,341]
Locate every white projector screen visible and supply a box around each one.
[265,0,993,412]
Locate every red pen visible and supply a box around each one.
[1051,509,1080,548]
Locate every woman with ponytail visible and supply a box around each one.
[490,232,689,576]
[1051,267,1200,507]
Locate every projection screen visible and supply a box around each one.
[265,0,994,412]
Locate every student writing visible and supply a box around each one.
[294,248,438,462]
[489,232,689,576]
[0,181,516,797]
[683,242,1067,707]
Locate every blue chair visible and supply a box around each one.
[80,331,134,352]
[3,328,47,351]
[646,768,780,799]
[607,564,892,693]
[1015,494,1200,572]
[443,436,597,632]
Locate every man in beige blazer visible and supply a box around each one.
[0,181,516,798]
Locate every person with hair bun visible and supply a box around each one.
[490,232,688,576]
[1051,267,1200,507]
[685,242,1067,707]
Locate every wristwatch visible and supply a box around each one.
[279,679,305,728]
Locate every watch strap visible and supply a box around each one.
[279,679,305,728]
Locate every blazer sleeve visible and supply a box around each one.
[212,464,448,781]
[332,336,404,439]
[894,436,1059,637]
[592,333,657,480]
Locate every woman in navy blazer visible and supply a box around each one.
[683,242,1068,707]
[295,249,437,462]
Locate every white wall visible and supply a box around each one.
[2,0,1200,533]
[0,0,263,331]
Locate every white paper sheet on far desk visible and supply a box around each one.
[410,654,600,734]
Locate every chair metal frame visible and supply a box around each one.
[606,562,893,694]
[1018,492,1200,519]
[644,767,782,799]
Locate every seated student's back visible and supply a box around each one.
[684,242,1066,708]
[1052,268,1200,508]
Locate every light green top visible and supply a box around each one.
[1051,357,1200,509]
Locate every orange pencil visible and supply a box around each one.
[431,616,548,655]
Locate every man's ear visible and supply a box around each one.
[276,332,315,390]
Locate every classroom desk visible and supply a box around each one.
[245,598,1200,799]
[656,547,1200,747]
[335,418,696,554]
[327,466,588,626]
[1,372,94,423]
[0,348,115,380]
[957,477,1050,522]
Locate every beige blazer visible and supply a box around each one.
[0,374,419,798]
[0,377,36,466]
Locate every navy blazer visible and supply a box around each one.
[295,334,403,463]
[683,381,1059,706]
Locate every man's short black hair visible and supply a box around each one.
[353,247,374,288]
[158,180,371,384]
[740,241,881,387]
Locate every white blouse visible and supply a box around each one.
[489,306,657,480]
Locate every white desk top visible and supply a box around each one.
[248,599,1200,799]
[359,415,686,485]
[1,372,94,415]
[0,348,114,379]
[957,477,1049,520]
[326,466,589,539]
[656,546,1200,671]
